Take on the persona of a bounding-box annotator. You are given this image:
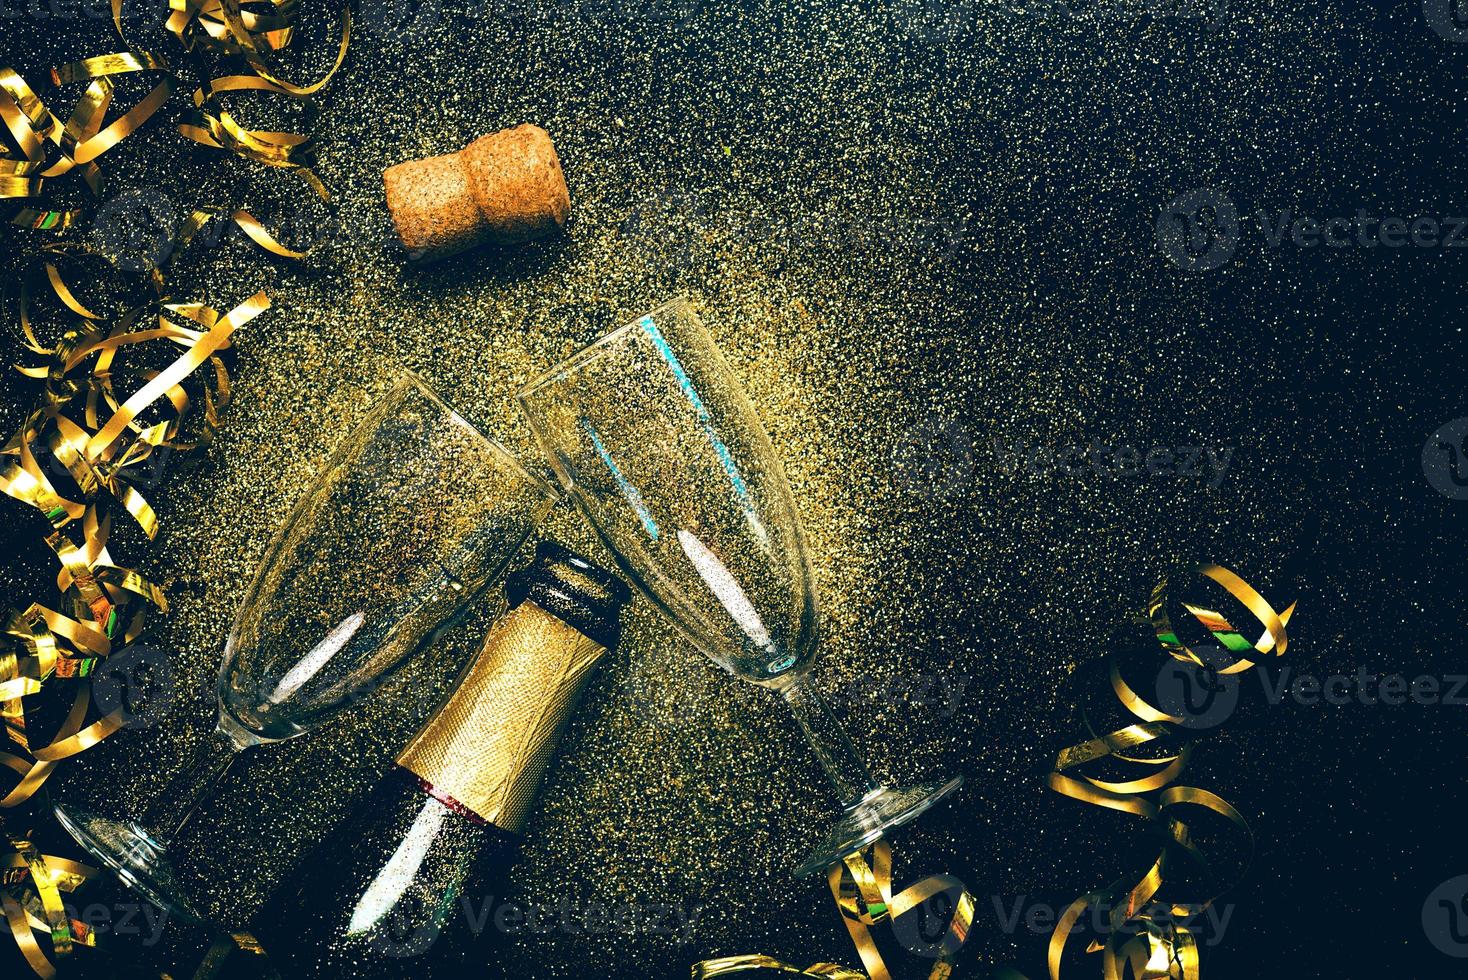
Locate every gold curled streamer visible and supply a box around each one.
[6,0,345,251]
[730,565,1292,980]
[1033,564,1293,980]
[188,929,282,980]
[169,0,349,223]
[13,841,69,959]
[0,56,173,218]
[0,844,98,977]
[214,0,351,97]
[2,0,333,968]
[0,255,271,973]
[692,839,974,980]
[84,296,257,459]
[693,956,869,979]
[1,894,52,978]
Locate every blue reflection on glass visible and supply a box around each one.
[583,418,659,541]
[639,314,769,549]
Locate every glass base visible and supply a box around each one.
[793,776,964,877]
[52,802,204,925]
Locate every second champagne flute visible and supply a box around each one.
[517,296,962,876]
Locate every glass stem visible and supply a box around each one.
[145,727,249,845]
[781,676,880,810]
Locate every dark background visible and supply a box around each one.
[2,0,1466,976]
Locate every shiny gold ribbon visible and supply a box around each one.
[693,839,974,980]
[693,955,870,979]
[3,0,347,249]
[0,238,270,975]
[1037,563,1293,980]
[0,840,98,978]
[0,257,270,807]
[2,2,340,974]
[170,0,351,228]
[189,929,282,980]
[1,56,173,222]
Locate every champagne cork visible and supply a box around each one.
[382,123,570,263]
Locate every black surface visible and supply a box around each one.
[2,2,1467,978]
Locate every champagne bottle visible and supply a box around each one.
[249,541,628,978]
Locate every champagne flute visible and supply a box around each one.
[54,370,558,920]
[517,297,961,876]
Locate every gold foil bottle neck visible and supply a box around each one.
[395,599,608,833]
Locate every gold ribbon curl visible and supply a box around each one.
[1038,563,1295,980]
[0,838,99,979]
[169,0,351,231]
[2,224,272,798]
[692,839,975,980]
[3,0,349,251]
[1,0,342,974]
[1,57,174,226]
[0,232,271,975]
